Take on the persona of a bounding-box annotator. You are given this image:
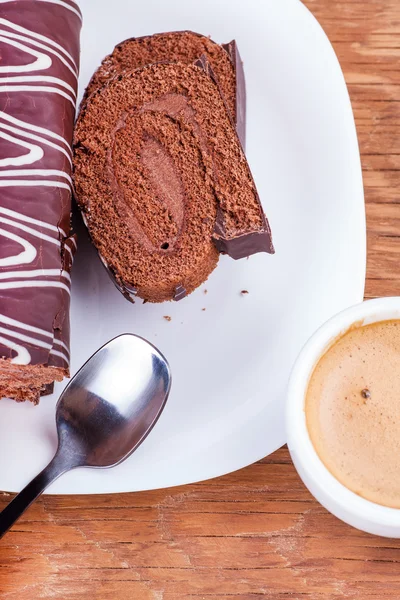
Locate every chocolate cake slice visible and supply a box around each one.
[73,61,273,303]
[82,31,246,147]
[0,0,81,402]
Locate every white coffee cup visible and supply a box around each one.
[286,296,400,537]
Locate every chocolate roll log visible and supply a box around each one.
[81,31,246,147]
[0,0,81,403]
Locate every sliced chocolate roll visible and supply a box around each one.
[73,61,273,303]
[0,0,81,402]
[82,31,246,147]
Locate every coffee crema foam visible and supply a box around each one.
[306,320,400,508]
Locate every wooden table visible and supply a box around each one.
[1,1,399,598]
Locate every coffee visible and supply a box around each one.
[306,320,400,508]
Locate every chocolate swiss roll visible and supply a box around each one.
[81,31,246,147]
[0,0,81,403]
[73,60,273,303]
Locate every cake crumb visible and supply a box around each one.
[204,289,208,294]
[241,290,249,295]
[202,308,206,311]
[163,315,172,322]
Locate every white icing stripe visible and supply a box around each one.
[49,348,69,363]
[0,112,71,149]
[0,314,69,357]
[0,75,76,96]
[0,326,69,364]
[0,335,30,365]
[0,227,36,266]
[0,331,68,365]
[54,339,70,354]
[0,29,78,78]
[0,35,51,73]
[0,86,76,106]
[0,312,53,339]
[0,17,79,69]
[0,216,60,245]
[69,236,77,249]
[0,122,72,166]
[64,244,74,259]
[0,180,71,190]
[0,130,43,167]
[0,325,52,349]
[0,280,70,293]
[0,169,72,185]
[0,207,59,232]
[0,269,71,281]
[34,0,82,22]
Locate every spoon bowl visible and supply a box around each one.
[57,334,171,468]
[0,334,171,539]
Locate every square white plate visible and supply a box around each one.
[0,0,365,493]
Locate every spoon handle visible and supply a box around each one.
[0,452,70,539]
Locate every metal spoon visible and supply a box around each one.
[0,334,171,539]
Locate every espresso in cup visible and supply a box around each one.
[306,320,400,509]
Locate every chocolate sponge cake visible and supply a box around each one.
[73,61,273,303]
[82,31,246,146]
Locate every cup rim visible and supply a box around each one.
[286,296,400,527]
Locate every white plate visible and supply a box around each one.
[0,0,365,493]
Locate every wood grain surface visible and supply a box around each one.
[1,1,400,598]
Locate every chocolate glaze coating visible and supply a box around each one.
[174,285,187,301]
[0,1,81,372]
[222,40,246,150]
[213,212,275,259]
[195,57,274,259]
